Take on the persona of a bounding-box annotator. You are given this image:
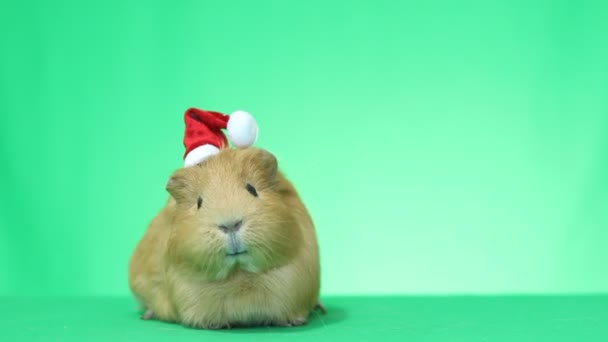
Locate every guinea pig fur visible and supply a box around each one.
[128,147,323,329]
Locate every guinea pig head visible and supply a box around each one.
[165,148,302,280]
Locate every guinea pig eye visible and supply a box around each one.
[246,183,258,197]
[197,196,203,209]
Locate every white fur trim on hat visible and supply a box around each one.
[184,144,220,167]
[227,110,258,148]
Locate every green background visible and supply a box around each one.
[3,296,608,341]
[1,0,607,298]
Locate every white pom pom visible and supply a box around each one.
[227,110,258,148]
[184,144,220,167]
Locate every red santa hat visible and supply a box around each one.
[182,107,258,167]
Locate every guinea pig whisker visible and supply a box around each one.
[256,219,293,225]
[247,230,294,247]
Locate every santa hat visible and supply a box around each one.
[182,107,258,167]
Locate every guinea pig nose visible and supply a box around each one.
[218,219,243,233]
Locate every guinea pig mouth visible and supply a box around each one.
[225,232,247,257]
[226,250,248,257]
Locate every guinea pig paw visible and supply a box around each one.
[195,322,230,330]
[281,317,308,327]
[140,309,155,320]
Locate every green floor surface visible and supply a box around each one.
[1,295,606,341]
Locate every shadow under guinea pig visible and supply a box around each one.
[213,305,348,334]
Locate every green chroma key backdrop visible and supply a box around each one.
[1,0,607,298]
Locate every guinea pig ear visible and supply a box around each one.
[165,168,195,202]
[248,148,278,181]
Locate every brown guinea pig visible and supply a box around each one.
[128,147,324,329]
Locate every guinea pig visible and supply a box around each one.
[128,147,324,329]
